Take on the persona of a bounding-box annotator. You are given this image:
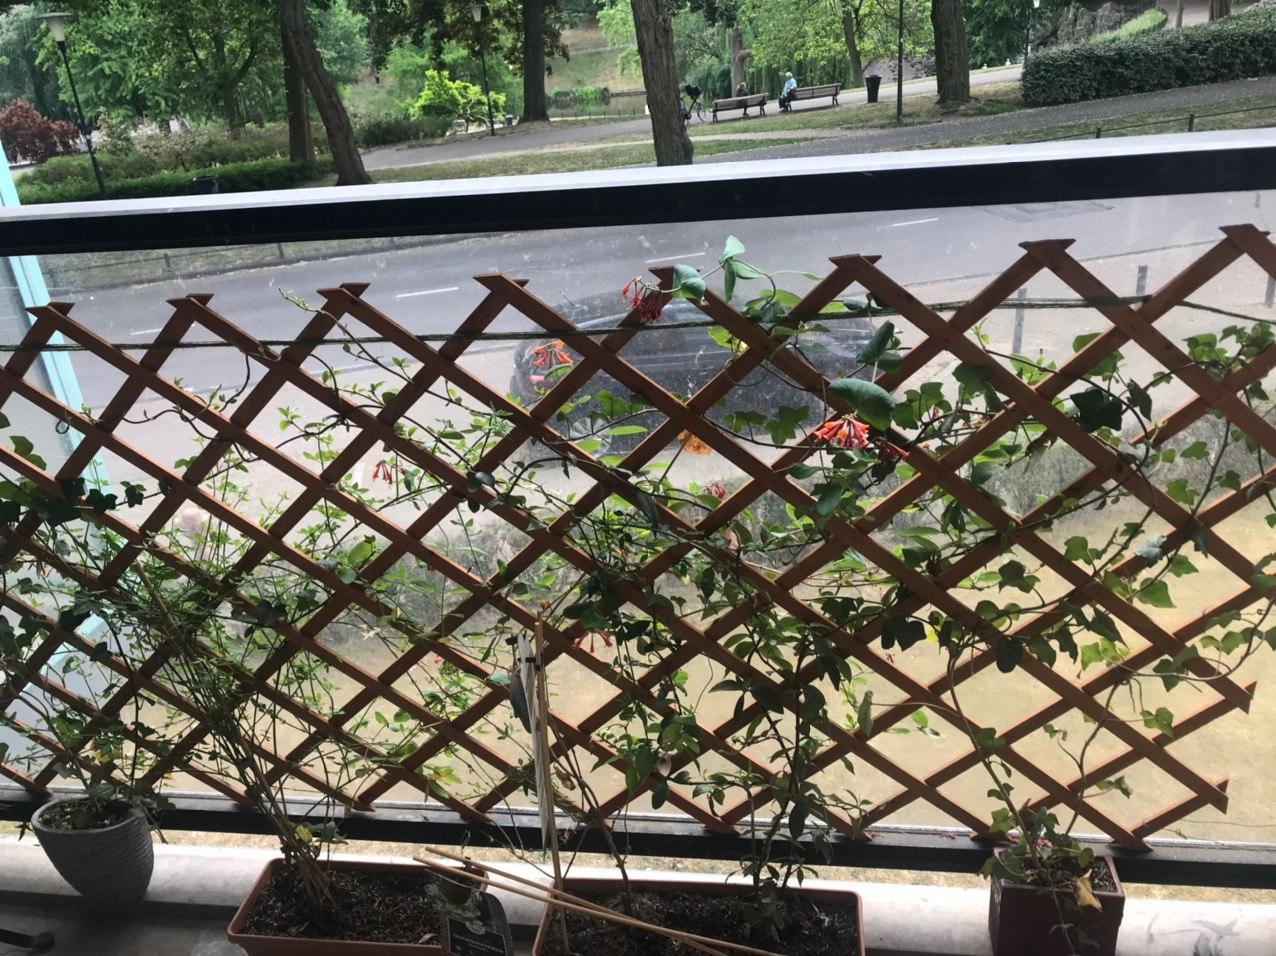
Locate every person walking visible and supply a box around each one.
[780,71,797,111]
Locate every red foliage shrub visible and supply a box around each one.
[0,99,80,164]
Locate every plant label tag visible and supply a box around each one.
[441,892,514,956]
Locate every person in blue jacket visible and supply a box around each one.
[780,72,797,111]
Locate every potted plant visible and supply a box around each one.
[0,471,169,910]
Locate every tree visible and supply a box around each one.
[930,0,970,105]
[281,11,315,170]
[281,0,370,184]
[522,0,550,121]
[631,0,692,166]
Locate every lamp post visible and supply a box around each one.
[1024,0,1041,67]
[470,3,496,137]
[895,0,904,123]
[38,12,107,200]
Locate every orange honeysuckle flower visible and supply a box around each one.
[532,339,573,370]
[814,416,871,451]
[678,429,712,455]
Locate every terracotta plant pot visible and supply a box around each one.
[988,849,1125,956]
[227,857,442,956]
[32,798,154,910]
[532,871,865,955]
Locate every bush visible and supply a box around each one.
[22,150,162,187]
[1024,5,1276,105]
[1092,8,1168,43]
[16,157,328,205]
[0,99,79,164]
[411,69,507,130]
[354,110,450,148]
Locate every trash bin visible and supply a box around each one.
[865,75,882,104]
[504,114,514,127]
[192,174,220,194]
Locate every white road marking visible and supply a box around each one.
[396,286,459,299]
[645,251,706,264]
[890,217,939,228]
[131,327,164,336]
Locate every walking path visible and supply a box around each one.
[361,66,1024,171]
[711,74,1276,163]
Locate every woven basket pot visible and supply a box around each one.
[32,798,154,909]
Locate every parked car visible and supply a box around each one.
[508,292,878,452]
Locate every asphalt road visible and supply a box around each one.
[46,187,1272,410]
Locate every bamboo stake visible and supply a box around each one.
[532,616,569,947]
[411,854,783,956]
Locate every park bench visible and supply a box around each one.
[712,94,767,121]
[782,83,840,111]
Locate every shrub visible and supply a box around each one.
[412,69,507,129]
[0,99,79,164]
[16,157,328,204]
[1092,7,1168,43]
[354,110,450,148]
[1024,5,1276,105]
[22,150,162,187]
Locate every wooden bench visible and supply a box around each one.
[711,94,767,121]
[782,84,840,111]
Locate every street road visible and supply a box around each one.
[45,188,1272,409]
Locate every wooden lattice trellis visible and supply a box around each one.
[1,224,1275,851]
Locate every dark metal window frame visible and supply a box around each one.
[2,133,1275,886]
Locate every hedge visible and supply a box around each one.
[354,110,451,148]
[17,157,329,205]
[1023,5,1276,106]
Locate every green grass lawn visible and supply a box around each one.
[684,81,1025,137]
[367,136,806,184]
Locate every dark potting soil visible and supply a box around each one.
[240,864,440,944]
[1088,858,1117,893]
[544,889,860,956]
[39,798,134,830]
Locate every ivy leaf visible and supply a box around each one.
[720,235,745,262]
[856,321,895,365]
[828,377,896,430]
[672,264,706,301]
[1071,388,1123,433]
[882,616,926,651]
[995,636,1024,673]
[1136,579,1174,608]
[1064,536,1090,562]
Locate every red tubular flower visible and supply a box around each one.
[531,339,574,370]
[708,480,728,501]
[574,630,615,654]
[371,459,394,484]
[815,416,872,451]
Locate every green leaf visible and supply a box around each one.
[788,799,807,841]
[856,321,895,365]
[815,482,843,517]
[1181,440,1210,460]
[882,616,926,651]
[1071,388,1123,433]
[721,235,745,262]
[634,487,661,526]
[856,690,874,737]
[828,377,896,430]
[1136,579,1174,608]
[673,264,706,301]
[995,636,1024,673]
[723,259,736,302]
[1064,536,1090,562]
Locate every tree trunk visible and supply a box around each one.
[840,9,865,88]
[280,0,370,185]
[631,0,693,166]
[930,0,971,107]
[282,13,315,172]
[1209,0,1230,20]
[1176,0,1185,27]
[729,28,750,91]
[522,0,549,122]
[211,33,243,140]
